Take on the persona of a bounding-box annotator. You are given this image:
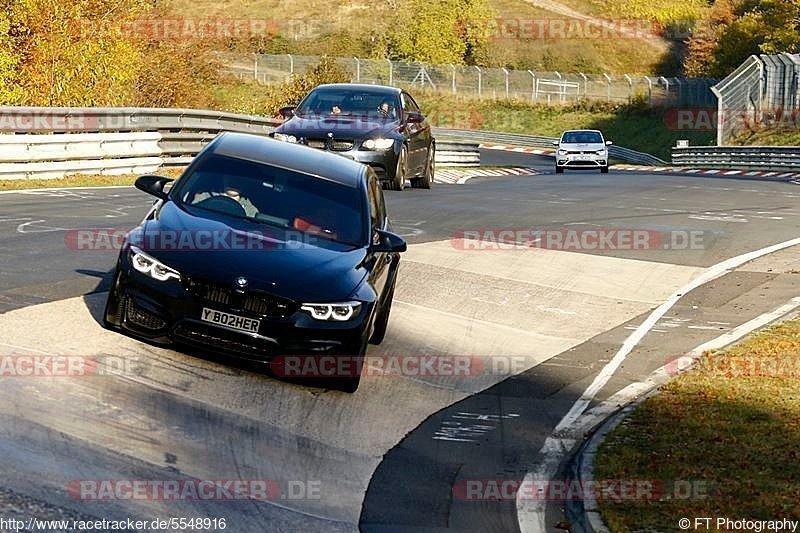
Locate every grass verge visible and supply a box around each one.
[594,317,800,531]
[0,170,183,191]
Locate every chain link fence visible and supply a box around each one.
[711,53,800,145]
[219,53,717,108]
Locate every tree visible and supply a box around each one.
[385,0,494,64]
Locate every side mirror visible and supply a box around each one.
[551,140,560,147]
[405,111,424,124]
[605,140,613,145]
[135,175,173,200]
[279,106,296,119]
[371,229,407,253]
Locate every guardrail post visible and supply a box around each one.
[624,74,633,103]
[603,73,612,101]
[354,57,360,82]
[502,68,509,99]
[660,76,669,102]
[475,66,482,97]
[388,59,393,85]
[644,76,653,105]
[253,53,259,82]
[451,65,457,94]
[528,70,535,102]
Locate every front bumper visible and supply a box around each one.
[556,154,608,168]
[106,268,373,362]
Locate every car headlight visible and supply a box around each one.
[557,149,568,155]
[300,302,362,321]
[130,246,181,282]
[274,133,298,143]
[596,149,607,156]
[362,138,394,151]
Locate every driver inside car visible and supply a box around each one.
[192,183,258,218]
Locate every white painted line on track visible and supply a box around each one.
[0,185,134,195]
[516,237,800,533]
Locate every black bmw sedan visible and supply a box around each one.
[271,84,435,191]
[104,132,407,392]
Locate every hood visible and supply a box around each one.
[275,115,400,139]
[136,201,368,302]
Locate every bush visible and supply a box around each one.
[259,57,351,116]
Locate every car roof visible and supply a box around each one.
[562,129,603,134]
[209,132,366,188]
[313,83,403,95]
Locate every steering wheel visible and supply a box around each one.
[195,195,246,217]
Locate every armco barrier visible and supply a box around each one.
[433,128,667,166]
[0,109,481,178]
[671,146,800,171]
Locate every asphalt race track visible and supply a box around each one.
[2,150,800,532]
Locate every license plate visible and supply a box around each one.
[201,308,260,333]
[575,154,594,161]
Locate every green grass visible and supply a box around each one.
[734,129,800,147]
[0,169,183,191]
[594,318,800,531]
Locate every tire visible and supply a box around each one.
[369,280,395,345]
[389,145,408,191]
[555,166,564,174]
[102,268,123,329]
[601,166,609,174]
[411,145,434,189]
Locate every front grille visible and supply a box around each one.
[567,150,598,155]
[330,140,354,151]
[173,323,272,358]
[123,297,167,331]
[186,279,296,319]
[304,138,354,152]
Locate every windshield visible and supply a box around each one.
[295,88,400,119]
[172,154,366,247]
[562,131,603,144]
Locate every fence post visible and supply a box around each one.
[286,54,294,78]
[554,71,563,102]
[354,57,360,83]
[387,59,393,85]
[253,53,258,82]
[624,74,633,103]
[528,70,535,101]
[502,68,509,98]
[645,77,653,105]
[475,66,482,97]
[603,73,612,101]
[579,72,588,100]
[451,65,457,94]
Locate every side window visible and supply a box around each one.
[367,174,386,231]
[401,92,420,113]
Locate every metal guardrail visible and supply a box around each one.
[0,110,483,178]
[434,128,667,166]
[671,146,800,171]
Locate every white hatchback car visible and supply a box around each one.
[553,130,612,174]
